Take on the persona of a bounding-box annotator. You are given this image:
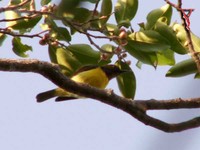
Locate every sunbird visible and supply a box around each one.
[36,64,127,102]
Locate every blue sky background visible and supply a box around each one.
[1,0,200,150]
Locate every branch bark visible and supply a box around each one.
[1,58,200,132]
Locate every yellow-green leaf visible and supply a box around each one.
[190,32,200,52]
[5,10,20,28]
[128,30,170,52]
[55,47,81,76]
[48,45,81,76]
[49,44,102,76]
[145,4,172,30]
[101,44,116,53]
[172,23,200,52]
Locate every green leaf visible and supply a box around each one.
[194,73,200,79]
[71,8,92,23]
[5,1,37,31]
[55,47,81,76]
[41,0,51,6]
[156,49,175,66]
[128,30,170,52]
[57,0,81,14]
[115,61,136,99]
[50,44,102,76]
[100,0,112,27]
[12,37,32,57]
[44,16,56,27]
[44,17,71,42]
[145,4,172,30]
[114,0,138,27]
[154,22,187,54]
[48,45,58,63]
[0,33,6,46]
[125,43,157,66]
[166,58,197,77]
[11,15,42,32]
[50,27,71,42]
[101,44,116,53]
[61,8,92,28]
[57,2,92,29]
[48,45,81,76]
[9,0,21,5]
[67,44,100,64]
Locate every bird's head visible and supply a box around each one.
[101,65,128,80]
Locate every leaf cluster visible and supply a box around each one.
[0,0,200,100]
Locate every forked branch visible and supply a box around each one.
[0,58,200,132]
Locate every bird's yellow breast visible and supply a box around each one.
[71,67,109,89]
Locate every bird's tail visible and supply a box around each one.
[36,88,81,102]
[36,89,57,103]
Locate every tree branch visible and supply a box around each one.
[177,0,200,73]
[136,98,200,110]
[1,58,200,132]
[165,0,200,73]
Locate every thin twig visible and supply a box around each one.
[30,0,35,11]
[0,16,30,22]
[0,0,30,13]
[81,12,114,27]
[86,33,113,54]
[1,3,117,51]
[92,0,101,18]
[18,9,117,41]
[0,28,43,38]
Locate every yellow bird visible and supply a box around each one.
[36,64,127,102]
